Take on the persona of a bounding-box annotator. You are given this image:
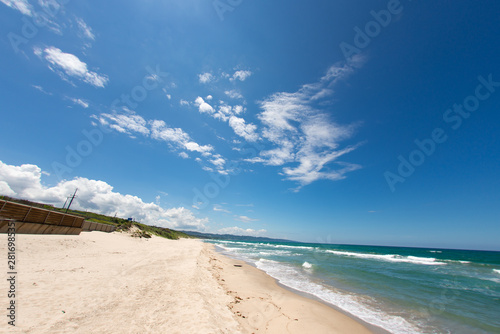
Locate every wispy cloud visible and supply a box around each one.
[213,204,231,213]
[32,84,52,95]
[247,56,365,190]
[235,215,259,223]
[34,46,109,88]
[70,97,89,108]
[0,0,33,16]
[75,17,95,41]
[225,89,244,99]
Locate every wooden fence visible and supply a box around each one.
[0,200,115,234]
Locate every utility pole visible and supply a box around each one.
[65,188,78,213]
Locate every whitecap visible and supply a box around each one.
[302,261,313,269]
[325,250,447,265]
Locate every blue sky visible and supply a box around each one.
[1,0,499,250]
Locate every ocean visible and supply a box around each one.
[208,240,500,334]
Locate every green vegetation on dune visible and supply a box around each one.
[0,195,195,240]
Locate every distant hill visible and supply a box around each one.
[180,231,296,243]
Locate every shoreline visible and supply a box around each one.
[1,231,376,333]
[208,244,388,334]
[203,242,377,333]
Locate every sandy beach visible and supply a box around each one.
[1,231,374,333]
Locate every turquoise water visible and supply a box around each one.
[208,240,500,333]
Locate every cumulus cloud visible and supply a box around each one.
[209,154,226,168]
[99,112,149,136]
[194,96,215,114]
[218,226,266,237]
[0,160,208,230]
[225,90,244,99]
[150,119,214,154]
[34,46,109,88]
[193,97,257,142]
[198,72,213,84]
[97,111,215,156]
[228,116,259,142]
[248,57,364,189]
[184,141,214,154]
[230,70,252,82]
[95,111,221,173]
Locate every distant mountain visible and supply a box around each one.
[180,231,296,243]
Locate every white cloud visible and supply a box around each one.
[194,96,215,114]
[150,119,190,144]
[225,90,243,99]
[0,180,16,196]
[0,160,208,230]
[180,99,190,106]
[209,155,225,168]
[75,17,95,40]
[198,72,213,84]
[162,88,172,100]
[36,46,109,88]
[230,70,252,82]
[235,215,259,223]
[213,205,231,214]
[0,0,33,16]
[228,116,259,142]
[206,95,213,101]
[218,226,266,237]
[178,152,189,159]
[184,141,213,154]
[100,112,149,136]
[70,97,89,108]
[249,59,364,189]
[32,85,52,95]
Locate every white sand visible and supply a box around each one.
[0,231,373,333]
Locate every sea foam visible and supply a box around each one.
[254,258,422,333]
[326,250,447,265]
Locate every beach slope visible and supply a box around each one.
[0,231,373,333]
